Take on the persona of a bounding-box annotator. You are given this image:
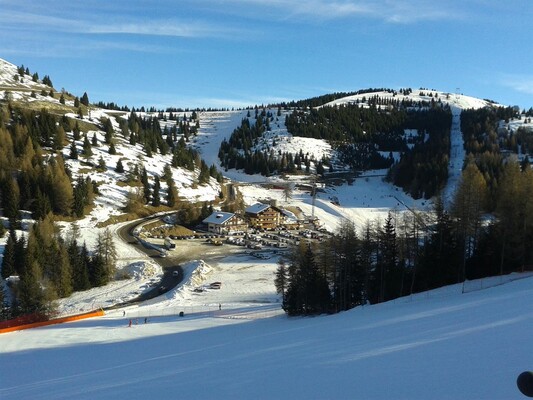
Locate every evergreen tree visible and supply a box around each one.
[166,180,179,207]
[375,213,398,302]
[274,259,289,303]
[89,253,106,287]
[82,134,92,158]
[80,92,90,106]
[141,168,150,204]
[69,140,78,160]
[103,118,114,144]
[284,244,331,316]
[451,162,488,282]
[1,177,21,225]
[495,161,533,274]
[115,158,124,173]
[50,157,74,215]
[75,242,91,291]
[109,141,116,155]
[32,189,52,220]
[417,197,459,291]
[1,228,16,278]
[95,228,117,284]
[97,155,106,171]
[152,175,161,207]
[73,122,81,140]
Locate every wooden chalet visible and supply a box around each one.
[245,203,283,230]
[203,212,247,234]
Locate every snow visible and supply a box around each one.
[202,211,235,225]
[245,202,271,215]
[2,58,532,399]
[1,260,532,399]
[442,106,467,209]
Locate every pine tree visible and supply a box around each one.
[284,244,331,316]
[166,180,179,207]
[152,175,161,207]
[49,244,73,298]
[97,155,106,171]
[376,213,398,302]
[418,197,459,290]
[2,177,21,225]
[115,158,124,173]
[32,189,52,220]
[1,229,16,279]
[75,242,92,291]
[52,126,66,150]
[82,134,92,158]
[89,253,106,287]
[95,228,117,284]
[141,168,150,204]
[451,162,488,282]
[50,157,74,215]
[103,118,114,144]
[274,259,288,303]
[80,92,89,106]
[495,161,533,274]
[73,122,81,140]
[109,141,116,155]
[69,140,78,160]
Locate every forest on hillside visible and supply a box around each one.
[277,106,533,316]
[0,96,222,320]
[278,158,533,316]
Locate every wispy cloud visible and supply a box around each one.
[214,0,464,23]
[501,74,533,95]
[87,20,244,39]
[0,8,245,39]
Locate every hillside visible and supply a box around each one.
[1,57,533,399]
[1,268,532,399]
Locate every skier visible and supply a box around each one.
[128,319,132,327]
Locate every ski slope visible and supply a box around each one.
[1,273,532,399]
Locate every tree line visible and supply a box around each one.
[276,158,533,316]
[1,216,117,320]
[286,101,452,198]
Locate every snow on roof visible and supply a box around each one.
[245,203,270,215]
[203,211,235,225]
[281,209,298,221]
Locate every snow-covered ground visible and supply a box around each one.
[3,61,533,399]
[442,106,466,209]
[1,263,532,399]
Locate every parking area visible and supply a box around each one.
[144,227,331,266]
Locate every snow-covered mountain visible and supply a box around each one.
[2,58,533,399]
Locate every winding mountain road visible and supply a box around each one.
[107,216,184,308]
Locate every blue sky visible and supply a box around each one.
[1,0,531,109]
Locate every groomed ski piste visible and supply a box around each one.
[1,258,532,399]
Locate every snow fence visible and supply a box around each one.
[0,309,105,334]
